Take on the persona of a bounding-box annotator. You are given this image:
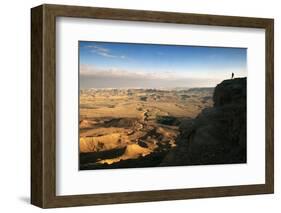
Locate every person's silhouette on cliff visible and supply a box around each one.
[231,72,234,79]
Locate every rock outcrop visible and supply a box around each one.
[161,78,247,166]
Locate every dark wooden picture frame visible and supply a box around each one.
[31,4,274,208]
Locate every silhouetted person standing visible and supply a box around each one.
[231,72,234,79]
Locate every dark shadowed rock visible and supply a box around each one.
[161,77,247,166]
[213,78,246,107]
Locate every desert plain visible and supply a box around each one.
[79,87,214,169]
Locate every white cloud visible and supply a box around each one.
[85,44,126,59]
[86,45,109,53]
[80,64,247,89]
[80,64,246,81]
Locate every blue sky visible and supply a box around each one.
[79,41,247,88]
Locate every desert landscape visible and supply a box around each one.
[79,87,213,169]
[78,41,247,170]
[79,78,246,170]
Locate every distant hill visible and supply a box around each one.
[187,87,214,93]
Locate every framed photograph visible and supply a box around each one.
[31,4,274,208]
